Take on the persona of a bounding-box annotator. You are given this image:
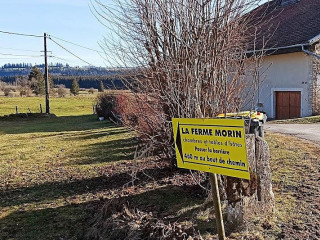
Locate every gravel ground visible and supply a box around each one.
[265,123,320,145]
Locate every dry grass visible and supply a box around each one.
[270,115,320,124]
[1,95,319,239]
[263,132,320,239]
[0,114,136,239]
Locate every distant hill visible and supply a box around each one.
[0,63,128,89]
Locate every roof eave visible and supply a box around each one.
[309,33,320,45]
[247,43,310,57]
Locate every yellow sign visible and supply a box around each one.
[172,118,250,179]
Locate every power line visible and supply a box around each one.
[49,34,104,54]
[0,52,43,57]
[0,47,41,53]
[0,57,40,59]
[50,55,75,63]
[50,55,71,62]
[49,38,94,66]
[0,30,99,66]
[49,56,84,66]
[0,30,42,38]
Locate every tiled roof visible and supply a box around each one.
[250,0,320,50]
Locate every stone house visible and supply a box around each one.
[244,0,320,119]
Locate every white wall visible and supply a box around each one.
[243,52,313,119]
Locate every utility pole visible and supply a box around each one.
[44,32,50,114]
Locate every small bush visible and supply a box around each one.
[95,93,119,120]
[0,80,6,91]
[115,93,167,157]
[57,85,68,98]
[8,92,16,97]
[19,90,26,96]
[88,88,95,94]
[19,89,32,97]
[118,94,162,131]
[19,86,32,97]
[11,86,18,92]
[50,88,57,97]
[3,87,12,96]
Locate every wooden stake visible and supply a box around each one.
[209,173,226,240]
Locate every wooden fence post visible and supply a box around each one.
[210,173,226,240]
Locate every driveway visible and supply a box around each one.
[265,123,320,145]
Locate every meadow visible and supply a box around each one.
[0,93,96,116]
[0,95,319,239]
[0,95,137,239]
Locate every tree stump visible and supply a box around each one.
[224,134,275,225]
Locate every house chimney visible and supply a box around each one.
[280,0,299,6]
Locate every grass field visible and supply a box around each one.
[1,96,319,239]
[264,133,320,239]
[0,95,96,116]
[0,114,136,239]
[270,115,320,124]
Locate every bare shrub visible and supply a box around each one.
[11,86,18,92]
[19,88,32,97]
[57,85,68,98]
[116,93,138,126]
[16,76,29,88]
[92,0,268,160]
[86,199,201,240]
[3,87,13,96]
[0,80,6,91]
[19,90,26,97]
[18,83,33,97]
[7,91,16,97]
[89,87,95,94]
[116,93,165,152]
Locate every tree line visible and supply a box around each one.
[1,66,107,96]
[1,74,126,90]
[0,63,122,77]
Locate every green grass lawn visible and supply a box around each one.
[0,97,209,239]
[0,115,137,240]
[0,96,96,116]
[0,114,204,239]
[1,97,319,239]
[0,96,138,239]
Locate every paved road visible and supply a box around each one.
[265,123,320,144]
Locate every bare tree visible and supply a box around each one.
[92,0,268,161]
